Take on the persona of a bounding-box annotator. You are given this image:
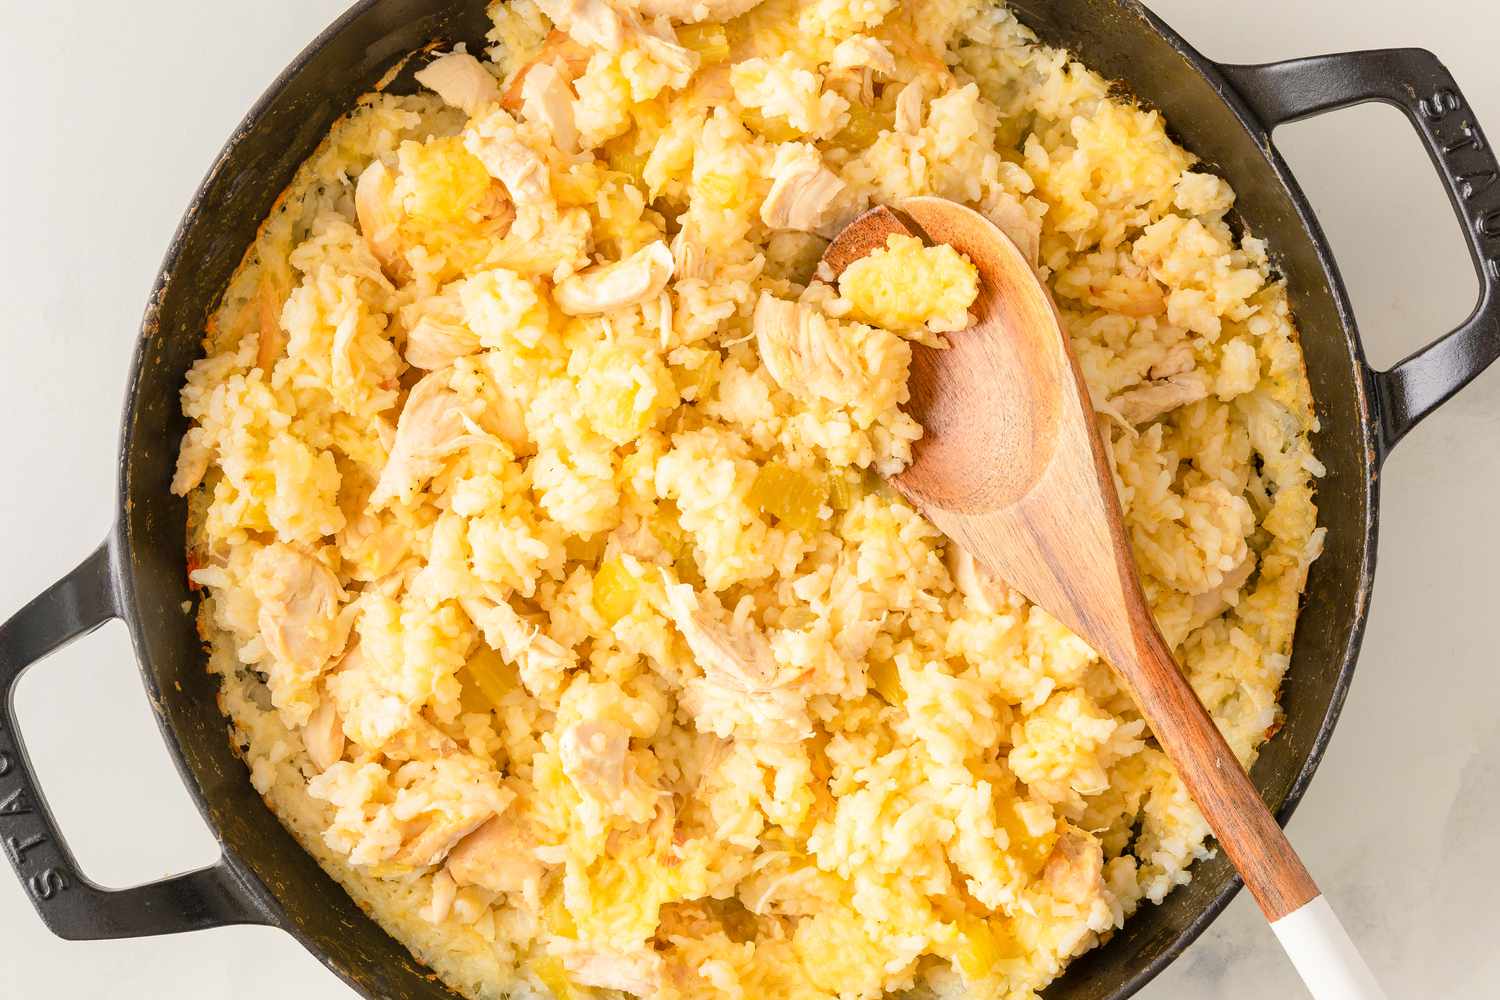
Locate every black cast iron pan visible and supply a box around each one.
[3,2,1497,997]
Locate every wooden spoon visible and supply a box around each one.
[822,197,1385,1000]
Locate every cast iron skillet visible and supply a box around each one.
[2,1,1497,997]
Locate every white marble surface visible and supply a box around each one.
[0,1,1495,997]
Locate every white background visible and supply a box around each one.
[1,1,1496,997]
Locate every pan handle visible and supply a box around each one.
[1221,49,1500,456]
[0,541,271,939]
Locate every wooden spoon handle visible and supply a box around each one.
[1126,623,1315,920]
[1125,625,1386,998]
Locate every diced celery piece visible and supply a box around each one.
[868,659,902,705]
[463,647,517,712]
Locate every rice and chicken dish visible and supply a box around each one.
[172,0,1325,996]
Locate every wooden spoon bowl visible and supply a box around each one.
[827,201,1066,511]
[821,196,1386,1000]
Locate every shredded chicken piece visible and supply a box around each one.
[559,719,633,801]
[370,371,489,508]
[1147,341,1195,380]
[636,0,766,22]
[829,35,895,76]
[894,79,924,134]
[1111,370,1210,425]
[404,314,479,370]
[1042,828,1106,905]
[393,809,500,869]
[760,144,846,232]
[549,0,694,80]
[664,580,812,742]
[459,594,576,701]
[740,852,829,917]
[302,696,345,772]
[446,811,547,898]
[1191,554,1255,621]
[503,31,592,110]
[535,0,627,51]
[753,293,873,409]
[519,62,578,154]
[465,110,553,213]
[947,545,1011,615]
[553,241,675,315]
[983,193,1041,268]
[250,544,347,679]
[355,160,406,281]
[555,943,664,995]
[384,756,515,871]
[665,581,776,690]
[414,51,501,117]
[337,477,411,581]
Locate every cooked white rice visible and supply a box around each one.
[173,0,1324,997]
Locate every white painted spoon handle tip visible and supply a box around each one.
[1271,895,1387,1000]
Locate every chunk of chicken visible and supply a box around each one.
[664,581,812,743]
[370,370,488,508]
[401,279,489,371]
[556,944,664,995]
[553,240,675,315]
[302,696,346,772]
[829,35,895,76]
[446,811,547,898]
[1111,370,1210,425]
[414,51,501,117]
[752,293,873,410]
[739,852,832,917]
[760,144,846,232]
[250,544,347,680]
[535,0,626,51]
[947,545,1011,615]
[459,594,576,701]
[502,31,592,111]
[1191,554,1255,622]
[534,0,695,114]
[1147,341,1195,380]
[559,719,632,801]
[1042,828,1106,905]
[465,110,553,214]
[394,809,501,870]
[355,160,406,281]
[337,479,411,582]
[664,582,776,689]
[519,61,578,154]
[635,0,766,22]
[893,79,924,134]
[387,759,516,871]
[404,313,479,370]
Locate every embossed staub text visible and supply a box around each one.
[0,715,70,902]
[1420,85,1500,279]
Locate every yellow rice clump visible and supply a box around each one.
[174,0,1325,997]
[839,233,980,335]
